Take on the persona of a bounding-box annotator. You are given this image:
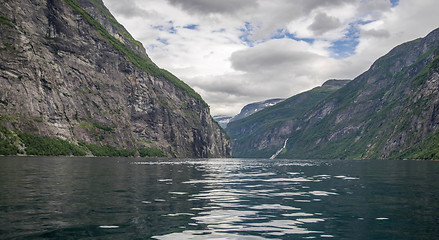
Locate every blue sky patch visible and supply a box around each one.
[357,19,376,25]
[183,24,199,30]
[328,24,360,59]
[156,38,169,45]
[152,21,177,34]
[272,29,315,44]
[239,22,258,46]
[212,28,226,33]
[390,0,399,7]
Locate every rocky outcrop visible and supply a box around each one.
[0,0,231,157]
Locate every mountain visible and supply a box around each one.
[226,80,349,157]
[0,0,231,158]
[229,27,439,160]
[213,115,233,129]
[231,98,285,122]
[213,98,285,129]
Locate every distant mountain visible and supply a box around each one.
[0,0,231,157]
[231,98,285,122]
[213,98,285,129]
[213,115,233,129]
[228,27,439,160]
[226,80,349,157]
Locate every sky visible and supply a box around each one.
[102,0,439,116]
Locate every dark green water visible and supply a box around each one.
[0,157,438,239]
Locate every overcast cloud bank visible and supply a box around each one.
[103,0,439,116]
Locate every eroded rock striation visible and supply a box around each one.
[0,0,231,157]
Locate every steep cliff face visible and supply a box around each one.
[226,80,349,157]
[281,28,439,159]
[0,0,231,157]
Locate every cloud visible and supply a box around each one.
[231,39,320,73]
[308,13,342,35]
[359,0,392,18]
[102,0,439,116]
[301,0,356,12]
[103,0,155,18]
[352,0,439,66]
[243,0,358,40]
[166,0,258,15]
[361,29,390,38]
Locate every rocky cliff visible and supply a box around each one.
[0,0,231,157]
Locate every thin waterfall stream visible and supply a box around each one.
[270,138,289,159]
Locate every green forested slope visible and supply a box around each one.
[228,28,439,160]
[226,80,349,157]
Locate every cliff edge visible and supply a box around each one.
[0,0,231,157]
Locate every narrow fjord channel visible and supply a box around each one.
[0,157,438,239]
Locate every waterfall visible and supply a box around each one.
[270,138,289,159]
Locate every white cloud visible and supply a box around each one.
[231,40,319,73]
[350,0,439,73]
[102,0,156,19]
[308,13,342,35]
[166,0,258,15]
[359,0,392,18]
[362,28,391,38]
[102,0,439,116]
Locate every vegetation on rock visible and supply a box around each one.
[63,0,206,106]
[138,147,167,158]
[0,0,230,158]
[0,15,13,28]
[228,28,439,160]
[227,81,349,158]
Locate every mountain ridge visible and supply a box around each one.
[226,79,350,157]
[214,98,285,128]
[231,98,285,123]
[0,0,231,157]
[228,27,439,160]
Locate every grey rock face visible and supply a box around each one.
[0,0,231,157]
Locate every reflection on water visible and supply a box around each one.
[159,159,331,239]
[0,157,438,239]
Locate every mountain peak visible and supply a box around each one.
[231,98,285,122]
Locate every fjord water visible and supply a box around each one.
[0,158,438,239]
